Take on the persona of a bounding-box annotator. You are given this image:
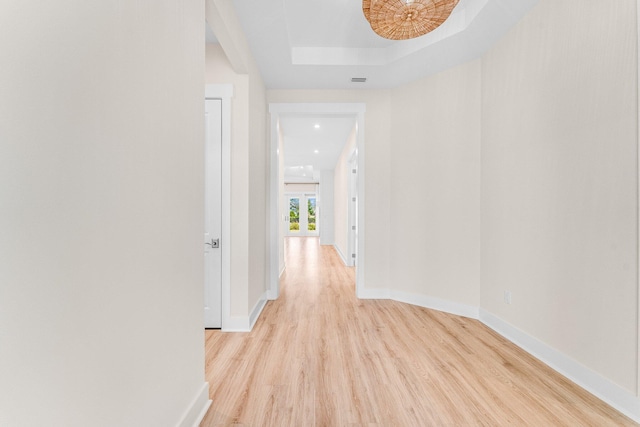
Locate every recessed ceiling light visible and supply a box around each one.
[314,150,319,154]
[314,124,320,129]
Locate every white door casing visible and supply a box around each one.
[204,99,222,328]
[348,152,358,267]
[269,103,366,299]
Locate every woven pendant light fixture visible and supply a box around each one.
[363,0,460,40]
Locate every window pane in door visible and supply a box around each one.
[289,198,300,232]
[307,197,316,231]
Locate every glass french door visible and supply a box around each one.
[286,193,318,236]
[287,196,301,235]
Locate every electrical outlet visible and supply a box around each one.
[504,291,512,305]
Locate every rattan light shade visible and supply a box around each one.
[363,0,460,40]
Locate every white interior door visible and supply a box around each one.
[204,99,222,328]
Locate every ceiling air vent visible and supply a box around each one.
[351,77,367,83]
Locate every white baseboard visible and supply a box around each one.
[357,287,390,299]
[356,287,478,319]
[390,289,479,319]
[223,315,250,332]
[249,292,268,329]
[334,244,349,266]
[265,265,285,301]
[223,293,268,332]
[357,287,640,422]
[479,309,640,423]
[176,382,211,427]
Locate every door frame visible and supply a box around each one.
[348,150,358,267]
[268,103,366,299]
[205,84,232,330]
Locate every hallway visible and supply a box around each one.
[200,237,635,426]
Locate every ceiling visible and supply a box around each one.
[217,0,538,181]
[280,115,356,182]
[230,0,539,90]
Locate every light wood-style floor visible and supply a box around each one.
[201,237,637,426]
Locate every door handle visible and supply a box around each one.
[205,238,220,248]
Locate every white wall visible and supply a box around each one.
[390,59,482,307]
[319,170,335,245]
[0,1,207,426]
[334,126,357,263]
[247,55,268,312]
[481,0,638,394]
[205,0,268,320]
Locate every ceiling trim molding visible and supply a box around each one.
[269,103,366,114]
[231,0,539,89]
[289,4,477,67]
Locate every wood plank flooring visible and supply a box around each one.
[200,237,637,426]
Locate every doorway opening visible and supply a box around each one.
[268,103,366,300]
